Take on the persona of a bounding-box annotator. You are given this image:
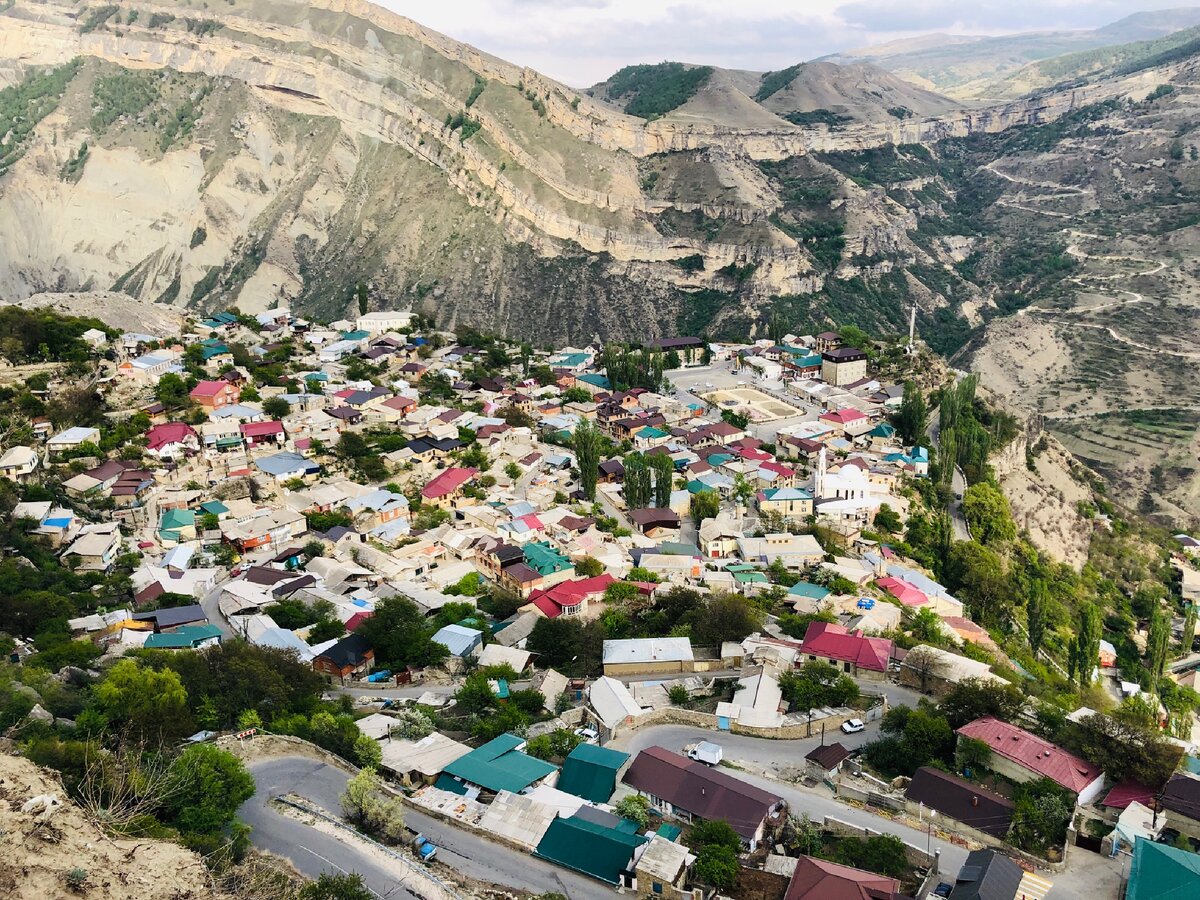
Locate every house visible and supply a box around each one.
[904,767,1015,839]
[379,733,473,786]
[803,742,852,780]
[431,623,483,658]
[785,856,908,900]
[1159,773,1200,841]
[534,814,647,887]
[0,446,40,481]
[1124,836,1200,900]
[190,380,239,409]
[628,508,681,537]
[633,836,694,900]
[821,347,868,386]
[436,732,558,797]
[526,574,615,618]
[312,633,375,682]
[955,717,1105,804]
[145,422,199,459]
[946,849,1023,900]
[623,746,786,849]
[589,675,646,733]
[800,621,893,679]
[62,527,122,571]
[132,604,209,632]
[356,310,413,334]
[603,637,694,677]
[240,420,285,447]
[46,426,100,455]
[143,623,223,650]
[818,407,872,437]
[648,336,705,366]
[757,487,814,521]
[557,742,629,803]
[899,645,1005,696]
[421,467,477,507]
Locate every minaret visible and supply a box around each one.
[907,305,917,354]
[815,445,827,499]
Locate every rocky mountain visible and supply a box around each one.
[1,0,1199,519]
[826,7,1200,99]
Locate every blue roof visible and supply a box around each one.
[44,517,72,528]
[432,623,483,657]
[788,581,831,599]
[255,451,318,477]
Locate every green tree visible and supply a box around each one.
[165,744,255,834]
[1026,578,1048,658]
[615,793,651,828]
[893,380,929,446]
[504,461,522,480]
[732,473,754,508]
[1068,603,1101,689]
[93,659,190,744]
[874,503,901,534]
[262,396,290,419]
[961,483,1016,545]
[1183,603,1197,655]
[692,592,764,647]
[299,873,374,900]
[573,418,602,501]
[946,541,1011,627]
[575,556,604,578]
[693,845,739,890]
[668,684,690,706]
[649,452,675,508]
[1147,605,1171,683]
[687,818,743,852]
[623,452,651,509]
[340,767,406,843]
[355,596,447,669]
[939,677,1025,730]
[691,489,720,525]
[155,372,190,409]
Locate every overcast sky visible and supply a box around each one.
[381,1,1197,85]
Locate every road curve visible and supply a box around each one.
[242,756,612,900]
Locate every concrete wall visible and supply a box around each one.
[605,660,688,677]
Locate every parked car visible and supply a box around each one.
[933,883,954,897]
[574,725,599,744]
[841,718,866,734]
[412,833,437,862]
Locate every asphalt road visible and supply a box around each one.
[927,409,971,542]
[243,757,612,900]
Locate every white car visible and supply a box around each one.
[841,718,866,734]
[574,725,599,744]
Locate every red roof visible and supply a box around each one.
[1102,780,1155,810]
[345,611,374,632]
[332,389,355,399]
[801,621,893,673]
[190,380,232,398]
[820,408,868,425]
[956,716,1103,794]
[145,422,196,451]
[704,422,744,437]
[421,467,477,499]
[527,574,616,616]
[241,420,285,437]
[759,460,796,477]
[876,576,928,607]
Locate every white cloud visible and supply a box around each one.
[378,0,1199,85]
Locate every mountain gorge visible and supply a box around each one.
[1,0,1200,518]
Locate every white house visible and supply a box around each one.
[356,311,413,334]
[0,446,40,481]
[47,426,101,455]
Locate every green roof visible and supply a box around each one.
[1127,837,1200,900]
[556,743,629,803]
[636,426,668,440]
[523,541,572,576]
[441,733,557,794]
[534,815,646,884]
[656,823,682,841]
[433,773,470,795]
[199,500,228,515]
[734,571,768,584]
[144,624,222,649]
[160,509,195,531]
[788,581,831,599]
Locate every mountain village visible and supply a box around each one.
[3,303,1200,900]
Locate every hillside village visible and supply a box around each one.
[2,303,1200,900]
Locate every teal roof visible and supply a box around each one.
[1185,755,1200,776]
[1127,837,1200,900]
[442,733,557,794]
[636,426,669,440]
[705,453,734,466]
[144,624,222,649]
[552,352,590,368]
[556,743,629,804]
[734,571,768,584]
[534,815,646,884]
[200,343,230,360]
[656,823,682,841]
[523,541,572,576]
[199,500,228,515]
[160,509,195,532]
[577,373,611,389]
[341,330,370,341]
[869,422,897,438]
[788,581,831,600]
[434,773,470,795]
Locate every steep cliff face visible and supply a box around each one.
[0,0,1192,343]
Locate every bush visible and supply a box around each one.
[341,768,406,844]
[693,845,739,890]
[615,793,650,828]
[668,684,689,706]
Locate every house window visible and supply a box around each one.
[843,662,851,673]
[653,883,663,894]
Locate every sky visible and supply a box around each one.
[380,1,1197,85]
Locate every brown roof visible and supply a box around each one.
[785,856,904,900]
[628,508,680,531]
[1161,773,1200,821]
[622,746,782,842]
[904,767,1014,838]
[804,742,851,772]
